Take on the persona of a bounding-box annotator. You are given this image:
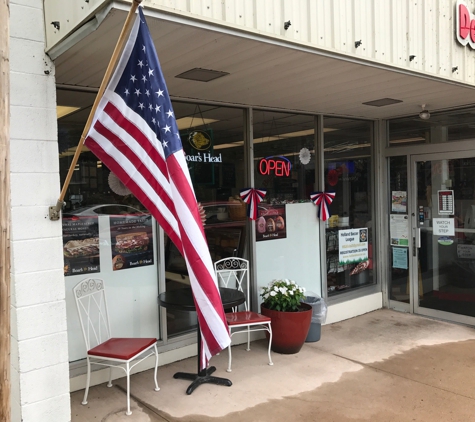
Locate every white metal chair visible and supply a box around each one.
[73,278,159,416]
[214,257,273,372]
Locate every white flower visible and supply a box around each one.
[274,286,279,292]
[289,290,294,295]
[290,280,296,285]
[270,291,277,296]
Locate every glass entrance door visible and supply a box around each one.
[411,152,475,324]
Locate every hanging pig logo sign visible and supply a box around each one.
[188,131,211,151]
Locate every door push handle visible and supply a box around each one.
[413,228,421,257]
[415,228,421,248]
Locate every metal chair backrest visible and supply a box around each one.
[73,278,112,351]
[214,257,249,312]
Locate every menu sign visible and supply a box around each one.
[256,205,287,242]
[62,217,100,277]
[110,215,154,271]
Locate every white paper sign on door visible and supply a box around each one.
[433,218,455,236]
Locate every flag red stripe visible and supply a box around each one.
[168,154,228,355]
[87,99,182,243]
[167,154,206,237]
[85,136,184,252]
[92,117,176,216]
[103,102,170,179]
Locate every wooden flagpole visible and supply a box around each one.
[49,0,143,220]
[0,0,11,420]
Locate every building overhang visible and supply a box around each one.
[47,1,475,120]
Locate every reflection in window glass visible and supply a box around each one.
[252,110,315,203]
[323,117,374,296]
[389,107,475,146]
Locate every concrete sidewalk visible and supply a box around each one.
[71,309,475,421]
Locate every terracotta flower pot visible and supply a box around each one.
[260,302,312,354]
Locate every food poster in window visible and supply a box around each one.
[109,214,154,271]
[256,204,286,241]
[62,217,100,276]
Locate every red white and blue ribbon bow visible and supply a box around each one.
[310,191,336,221]
[240,188,267,220]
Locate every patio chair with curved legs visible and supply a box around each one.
[73,278,159,416]
[214,257,273,372]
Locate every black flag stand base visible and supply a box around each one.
[173,328,232,395]
[173,366,232,395]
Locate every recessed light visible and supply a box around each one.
[175,68,229,82]
[362,98,403,107]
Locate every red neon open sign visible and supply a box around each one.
[258,156,292,177]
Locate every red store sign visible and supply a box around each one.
[457,0,475,48]
[258,156,292,177]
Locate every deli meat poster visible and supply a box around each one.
[110,215,154,271]
[62,217,100,277]
[256,204,287,241]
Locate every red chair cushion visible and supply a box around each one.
[226,311,271,326]
[88,338,157,360]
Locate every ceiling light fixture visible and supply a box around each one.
[175,68,229,82]
[419,104,430,120]
[362,98,403,107]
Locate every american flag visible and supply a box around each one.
[84,7,230,370]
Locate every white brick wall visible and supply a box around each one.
[10,0,71,420]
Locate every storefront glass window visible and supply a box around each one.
[389,107,475,146]
[252,110,315,202]
[57,90,248,345]
[251,110,321,299]
[164,102,246,336]
[323,117,374,296]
